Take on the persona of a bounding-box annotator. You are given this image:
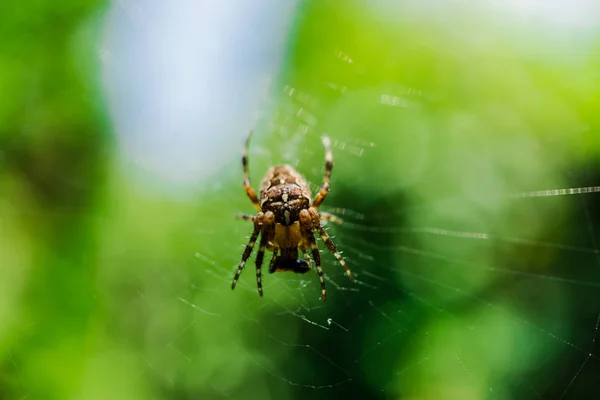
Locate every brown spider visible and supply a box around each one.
[231,131,353,301]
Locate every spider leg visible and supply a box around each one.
[268,244,280,274]
[231,212,263,290]
[320,212,343,225]
[300,209,326,301]
[301,248,312,270]
[312,136,333,209]
[237,213,255,222]
[254,231,268,296]
[255,211,275,296]
[242,131,261,211]
[310,208,353,280]
[316,225,353,280]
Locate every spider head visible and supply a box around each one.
[269,258,310,274]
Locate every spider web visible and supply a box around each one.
[93,1,600,399]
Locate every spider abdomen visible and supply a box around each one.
[260,165,311,226]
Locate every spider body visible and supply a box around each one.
[231,132,352,301]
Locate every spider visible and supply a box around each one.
[231,131,353,301]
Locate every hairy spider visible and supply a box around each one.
[231,131,352,301]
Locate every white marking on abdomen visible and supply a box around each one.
[284,210,291,225]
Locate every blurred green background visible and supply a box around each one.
[1,1,600,399]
